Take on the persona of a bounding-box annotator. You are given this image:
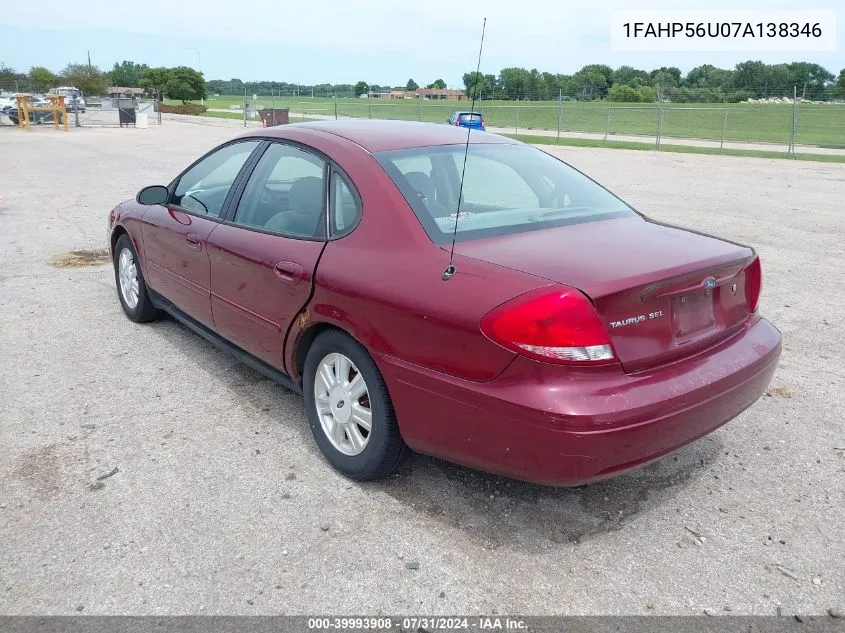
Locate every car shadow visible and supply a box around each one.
[154,315,724,553]
[372,436,724,553]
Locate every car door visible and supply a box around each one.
[207,141,333,368]
[140,140,261,328]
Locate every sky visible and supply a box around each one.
[1,0,842,86]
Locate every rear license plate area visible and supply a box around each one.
[672,291,715,338]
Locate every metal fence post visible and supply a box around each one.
[720,110,728,152]
[418,102,422,121]
[334,98,338,120]
[556,90,562,143]
[73,95,80,128]
[557,95,563,143]
[368,98,372,119]
[603,108,611,143]
[243,88,247,127]
[789,86,797,157]
[655,104,664,150]
[515,107,519,135]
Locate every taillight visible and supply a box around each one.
[480,286,616,365]
[745,256,762,313]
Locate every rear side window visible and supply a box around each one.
[331,172,360,235]
[375,143,636,243]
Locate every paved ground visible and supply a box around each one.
[0,119,843,616]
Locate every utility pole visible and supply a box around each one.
[87,51,92,69]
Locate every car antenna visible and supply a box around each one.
[442,16,487,282]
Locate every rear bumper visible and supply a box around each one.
[377,316,781,486]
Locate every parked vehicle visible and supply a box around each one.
[50,86,86,112]
[4,97,62,125]
[448,111,485,130]
[107,120,781,486]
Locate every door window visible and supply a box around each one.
[172,141,260,217]
[234,143,327,238]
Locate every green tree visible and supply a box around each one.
[573,64,614,98]
[732,60,771,96]
[613,66,649,88]
[0,61,14,84]
[109,60,149,87]
[426,78,446,89]
[786,62,835,99]
[462,71,487,99]
[833,69,845,98]
[571,65,609,100]
[405,78,418,91]
[609,84,656,102]
[498,67,530,99]
[683,64,734,93]
[165,66,206,103]
[649,66,681,87]
[60,63,109,96]
[29,66,56,90]
[139,67,172,98]
[354,81,369,96]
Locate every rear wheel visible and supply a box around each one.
[303,330,408,480]
[113,234,159,323]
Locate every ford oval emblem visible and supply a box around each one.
[703,277,717,289]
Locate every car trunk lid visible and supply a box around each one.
[455,217,757,372]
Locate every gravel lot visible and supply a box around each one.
[0,119,842,616]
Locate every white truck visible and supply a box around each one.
[49,86,86,112]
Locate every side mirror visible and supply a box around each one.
[137,185,169,205]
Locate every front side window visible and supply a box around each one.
[375,143,637,243]
[172,141,260,217]
[233,142,327,238]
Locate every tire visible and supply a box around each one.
[303,330,408,481]
[113,233,159,323]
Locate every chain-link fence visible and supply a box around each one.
[260,96,843,156]
[1,84,162,128]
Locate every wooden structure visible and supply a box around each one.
[15,94,68,131]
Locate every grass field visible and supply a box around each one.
[510,134,845,163]
[183,96,845,148]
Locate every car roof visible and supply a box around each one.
[248,119,513,153]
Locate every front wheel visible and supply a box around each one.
[303,330,408,480]
[113,234,159,323]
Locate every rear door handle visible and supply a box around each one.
[274,261,305,284]
[185,233,202,251]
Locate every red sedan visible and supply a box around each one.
[107,120,781,486]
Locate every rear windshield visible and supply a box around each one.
[374,143,636,243]
[458,113,482,123]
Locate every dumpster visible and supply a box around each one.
[258,108,290,127]
[118,97,136,127]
